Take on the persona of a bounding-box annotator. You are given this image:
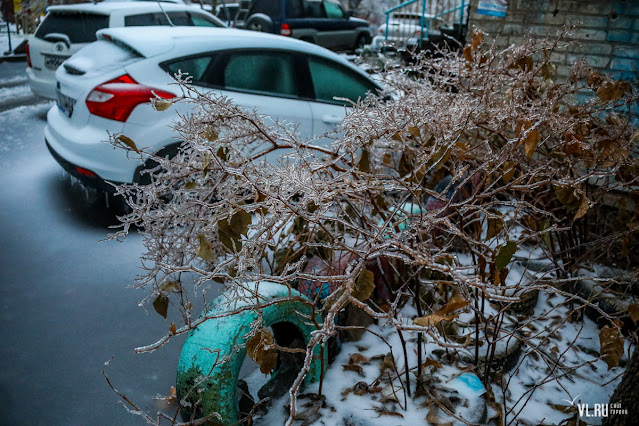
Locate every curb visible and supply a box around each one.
[0,53,26,62]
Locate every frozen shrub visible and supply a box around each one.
[109,30,638,424]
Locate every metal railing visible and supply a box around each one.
[383,0,466,49]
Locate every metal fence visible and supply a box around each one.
[383,0,467,49]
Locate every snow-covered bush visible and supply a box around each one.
[109,30,638,424]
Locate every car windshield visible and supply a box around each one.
[35,12,109,43]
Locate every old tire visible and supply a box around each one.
[176,282,326,424]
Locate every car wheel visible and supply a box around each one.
[176,282,326,423]
[355,33,370,51]
[245,13,273,33]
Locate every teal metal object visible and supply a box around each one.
[378,202,424,232]
[176,282,325,424]
[383,0,467,48]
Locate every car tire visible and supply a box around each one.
[176,282,326,423]
[245,13,273,33]
[355,33,370,51]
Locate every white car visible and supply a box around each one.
[373,12,447,51]
[26,2,225,99]
[45,27,380,193]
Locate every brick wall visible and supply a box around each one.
[467,0,639,84]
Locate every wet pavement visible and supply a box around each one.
[0,60,189,425]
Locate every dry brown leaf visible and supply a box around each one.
[246,328,278,375]
[379,353,395,374]
[408,126,421,138]
[167,386,177,404]
[116,134,140,154]
[516,120,540,158]
[486,216,504,239]
[439,295,470,314]
[200,128,218,142]
[502,161,515,184]
[413,295,469,327]
[463,45,473,62]
[426,403,453,426]
[342,364,364,376]
[378,411,404,418]
[573,196,590,221]
[587,71,606,88]
[628,303,639,324]
[516,55,534,72]
[599,325,624,370]
[525,129,540,157]
[596,80,629,102]
[471,31,483,50]
[349,353,369,365]
[352,269,375,301]
[196,234,215,262]
[153,99,173,112]
[546,402,576,414]
[565,132,584,157]
[423,358,443,369]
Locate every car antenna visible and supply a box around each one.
[156,0,175,26]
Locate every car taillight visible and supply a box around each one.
[85,74,175,122]
[280,23,292,36]
[26,42,32,68]
[75,166,97,177]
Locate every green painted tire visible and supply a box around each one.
[176,282,325,423]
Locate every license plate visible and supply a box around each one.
[43,54,69,71]
[57,90,76,118]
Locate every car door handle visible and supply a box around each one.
[321,114,342,124]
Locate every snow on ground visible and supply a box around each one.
[244,244,632,425]
[0,22,25,55]
[0,101,51,155]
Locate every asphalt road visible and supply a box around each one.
[0,60,190,425]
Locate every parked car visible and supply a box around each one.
[244,0,371,51]
[45,27,381,196]
[215,1,249,28]
[26,2,225,99]
[371,12,448,51]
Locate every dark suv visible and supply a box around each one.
[245,0,370,51]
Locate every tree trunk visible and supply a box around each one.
[602,346,638,426]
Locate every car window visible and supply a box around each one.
[304,0,325,18]
[308,56,376,105]
[223,53,298,97]
[286,0,305,18]
[189,12,222,27]
[163,55,215,81]
[249,0,280,18]
[125,11,210,27]
[125,12,169,26]
[167,11,192,26]
[216,5,239,20]
[35,12,109,43]
[323,0,343,19]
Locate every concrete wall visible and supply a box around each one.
[467,0,639,83]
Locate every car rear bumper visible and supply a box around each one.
[26,67,57,99]
[45,138,123,193]
[44,105,142,185]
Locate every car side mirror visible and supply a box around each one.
[345,10,353,19]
